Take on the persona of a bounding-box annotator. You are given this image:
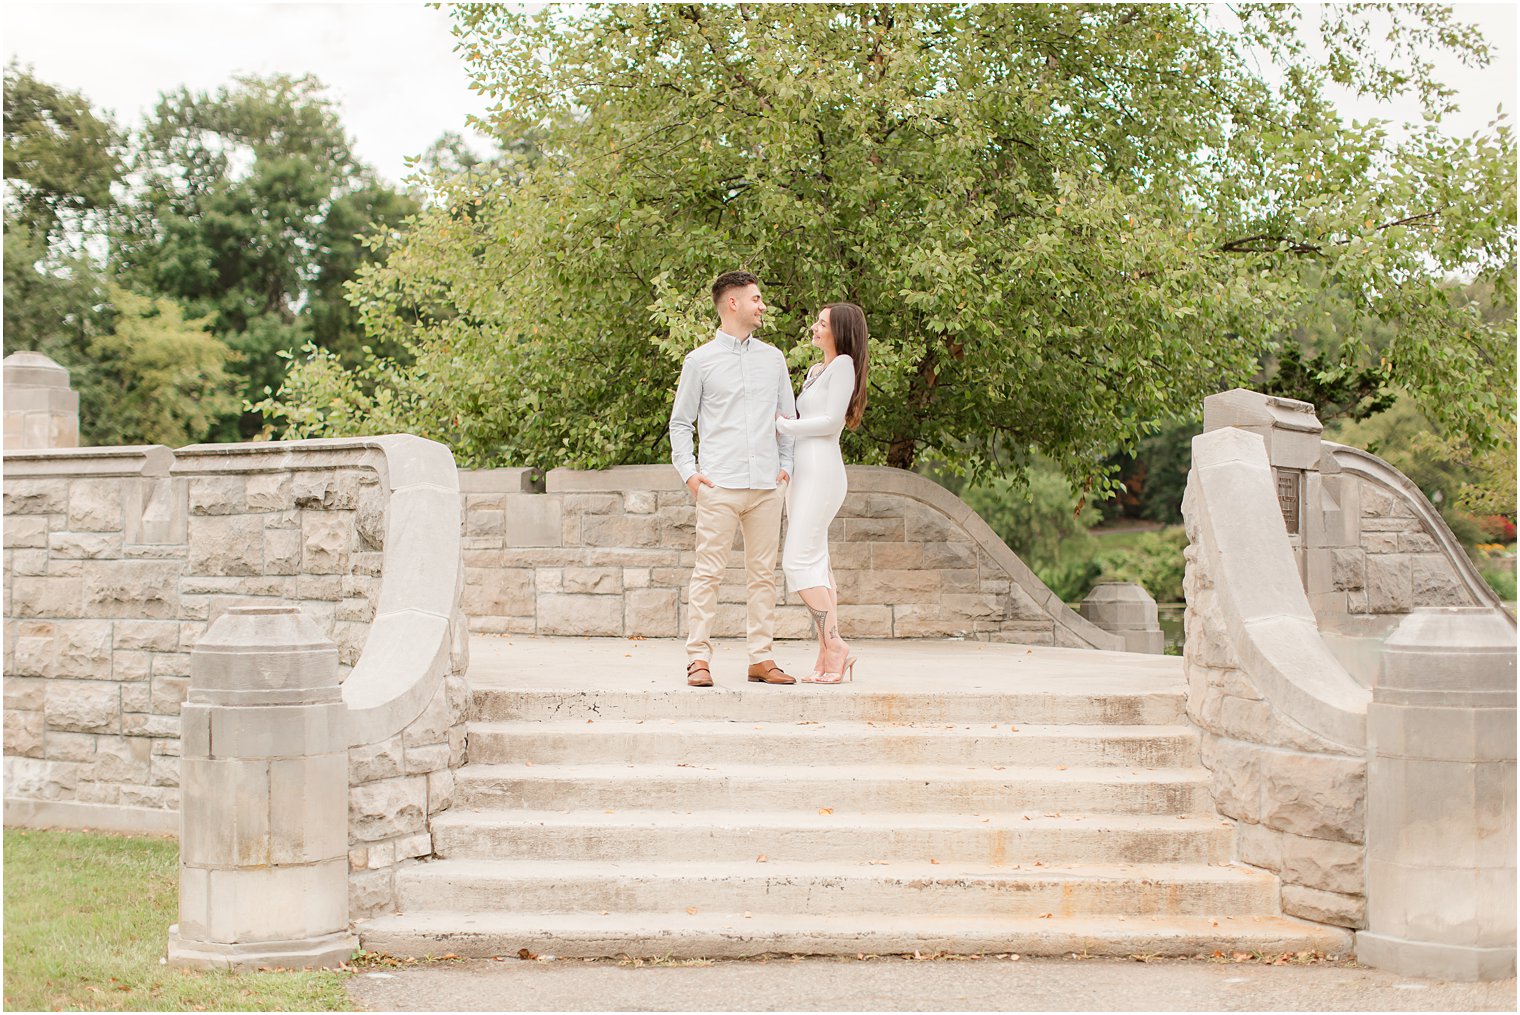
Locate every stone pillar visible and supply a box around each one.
[168,606,356,970]
[1078,582,1164,654]
[1357,607,1517,980]
[3,351,79,450]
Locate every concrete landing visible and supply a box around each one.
[465,634,1185,694]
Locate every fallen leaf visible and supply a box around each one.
[1022,815,1031,821]
[600,911,610,916]
[756,854,768,863]
[518,948,537,960]
[586,719,594,723]
[818,807,833,815]
[743,911,753,919]
[868,859,889,866]
[929,858,939,865]
[1055,764,1066,770]
[524,761,533,767]
[686,906,699,916]
[1039,912,1053,919]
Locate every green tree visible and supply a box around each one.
[83,286,239,448]
[2,62,122,243]
[263,4,1514,484]
[111,74,417,438]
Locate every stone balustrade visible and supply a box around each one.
[1184,389,1516,980]
[459,464,1123,650]
[3,435,468,918]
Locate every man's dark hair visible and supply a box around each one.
[711,270,761,306]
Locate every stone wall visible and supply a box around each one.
[1305,444,1500,662]
[459,464,1123,650]
[1182,430,1370,929]
[3,436,469,917]
[1184,390,1514,942]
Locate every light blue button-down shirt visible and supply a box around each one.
[669,330,796,489]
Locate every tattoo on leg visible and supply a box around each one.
[807,604,829,641]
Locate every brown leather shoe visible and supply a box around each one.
[686,660,713,687]
[746,660,796,685]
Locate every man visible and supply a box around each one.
[669,270,798,688]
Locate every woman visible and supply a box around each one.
[775,303,869,683]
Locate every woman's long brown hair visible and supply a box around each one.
[824,302,869,430]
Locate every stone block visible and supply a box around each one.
[1236,820,1282,872]
[268,755,349,865]
[871,542,923,569]
[838,605,892,637]
[465,509,505,537]
[119,784,176,809]
[1201,733,1262,822]
[187,515,264,577]
[9,548,48,575]
[122,713,179,738]
[46,730,99,763]
[1360,485,1395,517]
[1279,830,1366,896]
[265,528,303,576]
[625,490,657,514]
[113,619,179,651]
[4,478,68,515]
[188,476,246,516]
[89,735,151,782]
[844,517,904,542]
[904,504,960,542]
[348,867,396,919]
[461,570,534,619]
[349,776,428,842]
[52,620,114,678]
[1282,883,1365,929]
[401,682,460,750]
[300,512,353,575]
[404,742,451,775]
[120,680,152,712]
[49,531,121,559]
[10,576,84,618]
[244,474,293,512]
[892,605,973,639]
[293,470,359,510]
[84,560,180,619]
[45,681,120,733]
[68,478,123,531]
[920,541,978,570]
[4,675,47,711]
[539,593,622,636]
[350,735,405,784]
[581,513,660,548]
[151,674,190,715]
[1365,556,1411,614]
[4,710,44,758]
[626,588,678,638]
[1398,531,1439,553]
[297,574,344,601]
[1261,749,1366,843]
[561,493,620,516]
[3,516,50,548]
[1331,550,1365,592]
[563,567,622,595]
[1411,556,1470,607]
[1362,532,1399,553]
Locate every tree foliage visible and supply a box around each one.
[261,3,1514,486]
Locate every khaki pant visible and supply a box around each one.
[686,484,785,664]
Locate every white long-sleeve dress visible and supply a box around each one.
[775,354,854,591]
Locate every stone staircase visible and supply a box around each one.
[358,637,1352,959]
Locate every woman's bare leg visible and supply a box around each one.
[798,585,849,676]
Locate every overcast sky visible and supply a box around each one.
[4,2,1516,187]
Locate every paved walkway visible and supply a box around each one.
[348,954,1516,1011]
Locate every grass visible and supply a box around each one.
[3,828,352,1012]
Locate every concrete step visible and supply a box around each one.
[454,762,1215,814]
[395,858,1281,918]
[357,909,1353,960]
[466,720,1201,768]
[430,809,1235,866]
[472,686,1188,726]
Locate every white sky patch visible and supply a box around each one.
[3,1,1515,188]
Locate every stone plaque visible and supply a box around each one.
[1275,468,1301,534]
